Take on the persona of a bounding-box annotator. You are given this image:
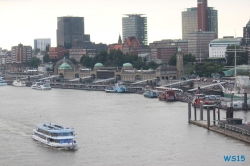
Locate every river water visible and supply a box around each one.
[0,86,250,166]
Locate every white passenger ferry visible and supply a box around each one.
[31,81,51,90]
[32,123,77,150]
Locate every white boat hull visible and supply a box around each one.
[32,135,77,149]
[13,83,26,87]
[31,86,51,90]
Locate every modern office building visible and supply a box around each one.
[34,38,51,51]
[197,0,207,31]
[206,7,218,36]
[243,20,250,46]
[57,16,90,49]
[182,8,198,40]
[209,37,242,58]
[188,31,217,61]
[122,14,148,45]
[182,0,218,39]
[11,43,32,64]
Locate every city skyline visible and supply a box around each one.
[0,0,249,50]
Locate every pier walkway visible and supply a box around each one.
[188,101,250,144]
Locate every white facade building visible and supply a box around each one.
[34,38,51,51]
[209,37,242,58]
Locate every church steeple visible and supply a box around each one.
[118,34,122,44]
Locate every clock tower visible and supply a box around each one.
[176,47,184,78]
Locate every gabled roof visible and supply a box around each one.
[113,44,123,50]
[125,37,141,47]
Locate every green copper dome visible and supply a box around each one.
[58,62,72,70]
[178,47,182,52]
[94,63,104,67]
[123,63,133,67]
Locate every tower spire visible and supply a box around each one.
[118,33,122,44]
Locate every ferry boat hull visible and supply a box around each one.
[32,123,77,150]
[105,86,117,93]
[31,82,51,90]
[32,134,77,150]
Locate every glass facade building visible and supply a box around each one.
[34,38,51,51]
[122,14,148,46]
[206,7,218,36]
[243,20,250,46]
[182,8,198,40]
[182,1,218,40]
[57,17,89,49]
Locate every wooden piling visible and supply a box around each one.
[207,106,210,130]
[200,101,203,120]
[188,101,191,123]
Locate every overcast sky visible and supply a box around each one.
[0,0,249,50]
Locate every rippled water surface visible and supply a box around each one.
[0,86,250,166]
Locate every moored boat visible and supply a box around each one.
[165,90,178,101]
[31,81,51,90]
[32,123,77,150]
[12,79,26,87]
[143,90,158,98]
[192,94,217,107]
[0,77,7,86]
[105,86,117,93]
[115,84,128,93]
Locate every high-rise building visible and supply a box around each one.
[182,8,198,40]
[11,43,32,64]
[182,0,218,39]
[34,38,51,51]
[57,16,90,49]
[122,14,147,46]
[206,7,218,36]
[197,0,207,31]
[243,20,250,46]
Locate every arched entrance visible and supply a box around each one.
[116,74,121,81]
[75,73,79,78]
[91,74,96,79]
[59,73,64,79]
[180,76,187,80]
[135,75,141,81]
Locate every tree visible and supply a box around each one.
[69,57,77,65]
[226,45,247,66]
[34,48,40,55]
[133,57,145,69]
[26,57,41,68]
[146,61,160,70]
[81,56,92,68]
[168,54,177,66]
[43,54,50,63]
[184,53,196,62]
[45,44,50,53]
